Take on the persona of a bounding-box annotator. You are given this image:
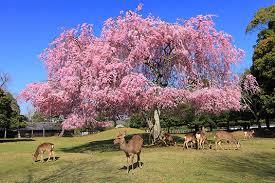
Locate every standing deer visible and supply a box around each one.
[183,133,196,149]
[113,132,143,173]
[214,131,240,150]
[244,130,255,139]
[33,142,56,162]
[196,128,207,150]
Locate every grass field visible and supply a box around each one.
[0,128,275,183]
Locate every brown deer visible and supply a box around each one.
[33,142,56,162]
[196,128,207,150]
[183,133,196,149]
[162,132,176,146]
[214,131,240,150]
[244,129,255,139]
[113,132,143,173]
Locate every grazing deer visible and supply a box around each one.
[214,131,240,150]
[244,130,255,139]
[113,132,143,173]
[162,132,176,146]
[183,133,196,149]
[196,128,207,150]
[33,143,56,162]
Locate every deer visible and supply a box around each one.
[113,131,143,173]
[244,129,255,139]
[195,128,207,150]
[33,142,56,162]
[162,132,176,146]
[183,133,196,149]
[214,131,240,150]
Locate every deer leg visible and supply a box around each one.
[215,141,218,151]
[47,152,51,162]
[218,141,224,150]
[184,142,188,149]
[137,152,142,168]
[52,151,56,161]
[40,154,44,163]
[131,155,134,171]
[202,140,205,150]
[126,156,129,173]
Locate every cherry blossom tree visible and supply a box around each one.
[20,5,254,141]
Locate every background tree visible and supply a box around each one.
[0,88,27,138]
[246,4,275,128]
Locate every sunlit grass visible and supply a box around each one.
[0,128,274,183]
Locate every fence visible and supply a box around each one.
[0,129,74,138]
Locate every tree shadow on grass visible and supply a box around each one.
[61,138,119,153]
[205,152,275,181]
[60,133,180,153]
[0,138,35,143]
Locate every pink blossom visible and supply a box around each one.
[19,7,250,129]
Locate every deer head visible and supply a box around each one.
[32,154,37,161]
[113,131,126,145]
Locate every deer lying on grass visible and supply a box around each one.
[162,132,176,146]
[214,131,240,150]
[183,133,196,149]
[244,130,255,139]
[113,132,143,173]
[33,143,56,162]
[196,128,207,150]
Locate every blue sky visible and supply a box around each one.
[0,0,273,114]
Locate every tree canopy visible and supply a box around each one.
[247,4,275,126]
[0,88,26,130]
[20,5,257,130]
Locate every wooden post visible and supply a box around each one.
[43,128,45,137]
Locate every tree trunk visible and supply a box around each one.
[226,121,230,131]
[256,117,261,128]
[17,130,21,139]
[265,117,270,129]
[59,128,65,137]
[4,128,6,139]
[31,129,34,138]
[209,124,213,131]
[113,120,117,127]
[146,117,154,144]
[42,128,45,137]
[194,124,199,132]
[153,109,161,143]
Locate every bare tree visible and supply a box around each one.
[0,73,9,89]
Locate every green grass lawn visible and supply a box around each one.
[0,128,275,183]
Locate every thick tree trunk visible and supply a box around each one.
[42,128,45,137]
[146,118,154,144]
[265,118,270,129]
[59,128,65,137]
[153,109,161,143]
[4,128,7,139]
[31,129,34,138]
